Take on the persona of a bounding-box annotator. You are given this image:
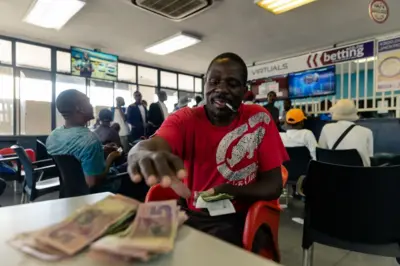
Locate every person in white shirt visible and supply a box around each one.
[318,99,374,166]
[279,108,317,160]
[112,97,130,152]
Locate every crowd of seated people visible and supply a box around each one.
[279,99,374,166]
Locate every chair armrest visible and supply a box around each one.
[33,164,56,172]
[0,156,19,162]
[32,158,53,165]
[243,200,281,252]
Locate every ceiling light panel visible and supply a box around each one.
[255,0,317,15]
[145,33,201,55]
[24,0,86,30]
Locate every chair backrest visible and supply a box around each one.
[283,147,312,183]
[0,147,36,162]
[304,160,400,244]
[52,155,90,198]
[316,147,364,166]
[11,145,35,189]
[36,139,50,160]
[145,184,180,202]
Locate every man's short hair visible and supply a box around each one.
[99,109,113,122]
[206,52,248,85]
[56,89,83,119]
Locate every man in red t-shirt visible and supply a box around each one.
[128,53,289,249]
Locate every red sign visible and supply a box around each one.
[369,0,389,24]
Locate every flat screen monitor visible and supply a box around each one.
[288,66,336,99]
[71,47,118,81]
[249,74,288,100]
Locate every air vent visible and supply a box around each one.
[132,0,213,21]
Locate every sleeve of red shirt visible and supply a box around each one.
[258,112,289,173]
[154,108,189,157]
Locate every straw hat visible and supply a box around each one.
[329,99,359,121]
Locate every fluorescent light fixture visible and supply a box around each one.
[24,0,86,30]
[145,32,201,55]
[354,57,376,64]
[255,0,317,15]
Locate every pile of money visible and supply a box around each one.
[199,191,234,202]
[89,200,187,263]
[9,194,140,261]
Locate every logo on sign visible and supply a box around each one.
[251,63,288,77]
[306,42,374,68]
[369,0,389,24]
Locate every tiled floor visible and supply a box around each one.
[0,182,398,266]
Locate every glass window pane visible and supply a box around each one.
[115,82,136,107]
[195,77,203,93]
[55,74,86,128]
[161,71,177,88]
[16,42,51,70]
[18,70,52,135]
[179,74,194,91]
[179,91,196,107]
[138,67,157,86]
[88,79,114,126]
[155,89,178,114]
[0,66,13,135]
[57,51,71,73]
[118,63,136,83]
[138,86,156,108]
[0,40,12,65]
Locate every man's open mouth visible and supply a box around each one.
[211,98,231,108]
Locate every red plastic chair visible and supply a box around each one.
[0,147,36,169]
[145,165,288,263]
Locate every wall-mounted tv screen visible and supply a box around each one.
[288,66,336,99]
[71,47,118,81]
[249,75,288,100]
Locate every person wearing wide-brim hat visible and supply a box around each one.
[318,99,374,166]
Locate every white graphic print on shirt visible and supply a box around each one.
[216,112,270,186]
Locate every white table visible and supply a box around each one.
[0,193,280,266]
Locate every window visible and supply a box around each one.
[18,70,52,135]
[161,71,177,88]
[56,51,71,73]
[16,42,51,70]
[0,40,12,65]
[138,86,156,108]
[118,63,136,83]
[0,67,13,135]
[178,74,194,91]
[138,66,157,86]
[156,89,178,114]
[195,77,203,93]
[88,79,113,125]
[115,82,136,106]
[55,74,86,127]
[179,91,196,107]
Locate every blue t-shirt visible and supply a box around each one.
[46,126,105,176]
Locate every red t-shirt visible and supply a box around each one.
[156,104,289,211]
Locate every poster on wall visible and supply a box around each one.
[376,37,400,91]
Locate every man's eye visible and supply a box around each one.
[227,79,241,88]
[209,79,219,85]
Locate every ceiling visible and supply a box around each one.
[0,0,399,75]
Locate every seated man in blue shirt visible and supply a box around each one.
[46,89,120,190]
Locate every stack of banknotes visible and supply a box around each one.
[8,194,187,262]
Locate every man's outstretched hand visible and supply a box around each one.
[128,150,191,198]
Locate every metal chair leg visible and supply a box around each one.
[286,184,290,206]
[302,245,314,266]
[20,193,25,204]
[309,244,314,266]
